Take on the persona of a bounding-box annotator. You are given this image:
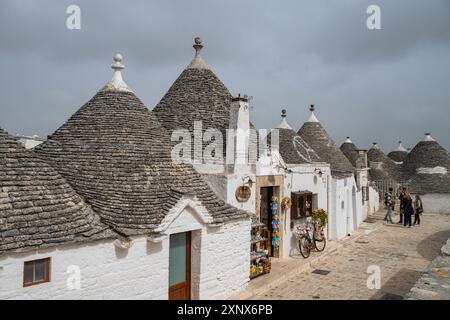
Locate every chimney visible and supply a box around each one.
[229,94,250,165]
[356,150,368,169]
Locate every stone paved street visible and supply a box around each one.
[248,210,450,300]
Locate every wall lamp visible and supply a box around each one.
[314,168,323,178]
[242,176,254,188]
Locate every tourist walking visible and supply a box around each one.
[398,187,406,224]
[413,195,423,225]
[384,187,394,223]
[403,193,413,228]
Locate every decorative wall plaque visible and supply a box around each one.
[235,185,251,202]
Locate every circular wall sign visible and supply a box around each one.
[235,186,251,202]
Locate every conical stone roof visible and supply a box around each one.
[387,141,408,163]
[153,38,258,160]
[268,110,320,165]
[34,55,247,236]
[0,127,112,254]
[367,142,400,181]
[297,105,354,178]
[402,133,450,194]
[340,137,359,168]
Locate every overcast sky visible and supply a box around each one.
[1,0,449,152]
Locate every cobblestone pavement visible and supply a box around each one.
[251,211,450,300]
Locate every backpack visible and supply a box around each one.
[390,199,396,209]
[384,193,392,206]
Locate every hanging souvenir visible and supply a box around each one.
[271,196,280,250]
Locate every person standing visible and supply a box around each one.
[413,195,423,225]
[403,193,413,228]
[384,188,394,223]
[398,187,407,224]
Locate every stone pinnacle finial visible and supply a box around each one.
[187,37,209,70]
[112,53,124,71]
[102,53,132,93]
[277,109,292,129]
[306,104,319,123]
[423,133,435,142]
[193,37,203,56]
[395,140,407,152]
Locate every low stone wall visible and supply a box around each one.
[406,238,450,300]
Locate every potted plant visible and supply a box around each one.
[311,208,328,229]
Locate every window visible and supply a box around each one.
[23,258,51,287]
[291,192,314,220]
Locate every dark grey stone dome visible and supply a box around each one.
[0,127,112,254]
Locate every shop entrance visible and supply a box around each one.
[260,186,279,257]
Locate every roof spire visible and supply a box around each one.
[395,140,407,152]
[112,53,124,71]
[306,104,319,123]
[372,142,380,149]
[193,37,203,56]
[423,132,436,142]
[276,109,292,129]
[345,136,352,143]
[102,53,133,93]
[187,37,209,70]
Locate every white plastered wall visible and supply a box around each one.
[0,197,251,300]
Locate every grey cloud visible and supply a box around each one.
[0,0,449,151]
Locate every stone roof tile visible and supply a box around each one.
[297,106,354,177]
[34,56,248,236]
[0,128,113,254]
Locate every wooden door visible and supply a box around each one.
[169,232,191,300]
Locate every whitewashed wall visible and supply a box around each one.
[419,193,450,214]
[282,164,329,258]
[356,169,370,220]
[330,176,359,240]
[0,238,168,300]
[368,185,380,214]
[226,171,256,213]
[0,198,251,300]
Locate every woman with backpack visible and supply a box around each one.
[413,195,423,225]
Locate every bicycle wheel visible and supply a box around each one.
[298,237,311,258]
[314,236,326,252]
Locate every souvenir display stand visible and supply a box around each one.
[250,216,271,279]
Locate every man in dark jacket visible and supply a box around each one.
[398,187,407,224]
[403,193,414,227]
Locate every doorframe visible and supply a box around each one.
[168,231,191,300]
[256,175,284,258]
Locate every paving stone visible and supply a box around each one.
[233,210,450,300]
